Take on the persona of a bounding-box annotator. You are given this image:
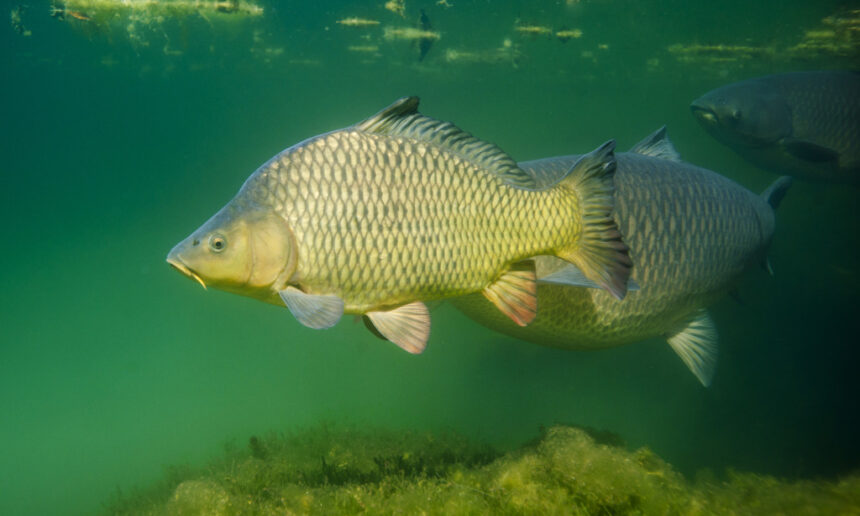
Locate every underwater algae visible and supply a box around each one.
[106,424,860,515]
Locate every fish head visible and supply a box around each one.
[166,202,296,299]
[691,80,792,148]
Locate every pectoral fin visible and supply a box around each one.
[483,261,537,326]
[365,301,430,354]
[278,286,344,329]
[665,310,718,387]
[538,260,640,291]
[782,138,839,163]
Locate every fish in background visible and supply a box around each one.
[416,9,434,61]
[691,71,860,184]
[450,128,792,386]
[382,10,440,61]
[167,97,632,354]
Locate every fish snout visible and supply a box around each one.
[166,244,207,289]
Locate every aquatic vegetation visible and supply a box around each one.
[104,424,860,515]
[10,5,31,36]
[49,0,263,52]
[667,7,859,67]
[443,38,523,67]
[786,8,860,60]
[53,0,264,19]
[667,43,775,64]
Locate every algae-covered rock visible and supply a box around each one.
[106,423,860,515]
[692,470,860,516]
[167,480,230,516]
[484,426,690,514]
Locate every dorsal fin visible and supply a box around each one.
[355,97,537,188]
[628,126,681,162]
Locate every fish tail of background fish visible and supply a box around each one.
[552,141,633,300]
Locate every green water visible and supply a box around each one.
[2,1,858,514]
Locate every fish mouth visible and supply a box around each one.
[166,253,207,290]
[690,104,717,125]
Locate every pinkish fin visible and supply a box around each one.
[365,301,430,354]
[278,286,344,329]
[482,261,537,326]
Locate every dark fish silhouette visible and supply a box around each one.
[691,71,860,184]
[417,9,434,61]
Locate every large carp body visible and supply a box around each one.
[450,129,791,386]
[167,97,632,353]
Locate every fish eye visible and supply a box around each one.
[209,234,227,253]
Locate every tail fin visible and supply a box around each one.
[554,140,633,300]
[761,176,792,209]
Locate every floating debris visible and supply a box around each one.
[287,58,322,67]
[336,17,381,28]
[555,28,583,42]
[786,8,860,59]
[47,0,265,54]
[10,5,31,36]
[667,8,858,68]
[347,45,380,53]
[383,26,440,42]
[444,40,523,67]
[384,0,405,18]
[514,23,553,37]
[51,0,264,19]
[667,43,774,63]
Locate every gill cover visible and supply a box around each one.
[167,204,296,298]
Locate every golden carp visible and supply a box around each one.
[167,97,631,354]
[450,128,792,386]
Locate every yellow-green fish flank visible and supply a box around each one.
[167,97,631,352]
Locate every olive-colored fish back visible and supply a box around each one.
[355,97,537,189]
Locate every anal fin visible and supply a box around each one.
[365,301,430,354]
[482,261,537,326]
[665,309,718,387]
[278,286,344,329]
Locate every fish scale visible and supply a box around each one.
[252,130,574,311]
[450,128,788,385]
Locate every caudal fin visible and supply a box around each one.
[553,140,633,300]
[761,176,792,210]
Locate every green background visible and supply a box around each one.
[2,1,857,513]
